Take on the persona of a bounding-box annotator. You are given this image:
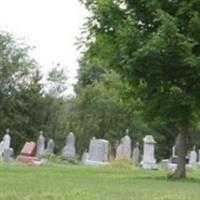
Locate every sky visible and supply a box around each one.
[0,0,89,94]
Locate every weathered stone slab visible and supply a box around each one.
[141,135,157,169]
[132,142,140,166]
[84,138,109,166]
[116,131,132,160]
[62,132,76,158]
[3,129,11,150]
[16,142,37,163]
[189,147,197,168]
[46,139,55,154]
[3,148,14,163]
[20,142,37,156]
[37,131,45,157]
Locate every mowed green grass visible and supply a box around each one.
[0,164,200,200]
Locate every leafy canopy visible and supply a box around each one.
[80,0,200,125]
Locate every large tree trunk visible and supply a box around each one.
[174,121,189,179]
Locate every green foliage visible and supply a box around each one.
[71,70,138,153]
[47,65,68,96]
[71,58,173,157]
[80,0,200,124]
[0,31,70,153]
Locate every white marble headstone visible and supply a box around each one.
[198,149,200,163]
[116,133,132,160]
[116,143,123,159]
[189,148,197,168]
[132,143,140,166]
[3,129,11,150]
[81,151,89,163]
[0,141,4,157]
[141,135,157,169]
[122,135,131,159]
[37,131,45,157]
[62,132,76,158]
[47,139,55,154]
[3,148,13,163]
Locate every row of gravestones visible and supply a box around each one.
[0,128,153,168]
[1,128,198,170]
[0,130,76,164]
[83,133,199,170]
[16,131,76,164]
[82,134,157,169]
[0,129,157,169]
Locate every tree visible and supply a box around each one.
[75,70,137,153]
[71,55,158,155]
[80,0,200,178]
[46,64,68,97]
[0,31,40,149]
[0,31,70,153]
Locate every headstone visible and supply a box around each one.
[21,142,37,156]
[161,159,170,170]
[0,141,4,158]
[116,131,132,160]
[88,138,109,162]
[116,143,123,159]
[3,148,13,163]
[84,138,109,166]
[3,129,11,150]
[16,142,37,163]
[62,132,76,158]
[170,134,181,163]
[81,151,89,163]
[141,135,157,169]
[37,131,45,158]
[172,146,176,157]
[121,134,131,159]
[199,149,200,162]
[132,142,140,166]
[189,146,197,168]
[46,139,55,154]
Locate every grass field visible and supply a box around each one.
[0,163,200,200]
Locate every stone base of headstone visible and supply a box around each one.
[161,162,197,171]
[160,159,178,171]
[167,163,177,171]
[62,146,76,159]
[16,155,37,163]
[84,159,109,166]
[160,159,170,170]
[141,160,157,170]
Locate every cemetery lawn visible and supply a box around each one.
[1,164,200,200]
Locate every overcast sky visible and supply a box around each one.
[0,0,88,94]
